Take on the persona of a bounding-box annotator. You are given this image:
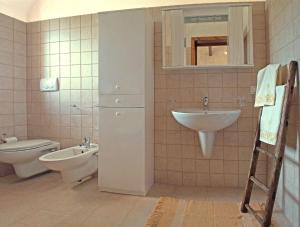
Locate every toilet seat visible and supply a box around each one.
[0,139,52,152]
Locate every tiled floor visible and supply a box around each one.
[0,172,291,227]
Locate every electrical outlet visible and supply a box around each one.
[250,86,256,95]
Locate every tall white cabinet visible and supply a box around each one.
[98,9,154,196]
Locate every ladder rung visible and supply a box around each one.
[256,147,276,160]
[245,204,264,225]
[250,176,269,193]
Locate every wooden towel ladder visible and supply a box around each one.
[240,61,298,227]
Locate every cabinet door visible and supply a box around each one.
[99,10,145,94]
[99,94,144,108]
[99,108,145,193]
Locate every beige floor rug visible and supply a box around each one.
[145,197,277,227]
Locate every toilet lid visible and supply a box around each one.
[0,139,52,152]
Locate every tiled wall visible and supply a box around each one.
[1,3,270,188]
[0,13,27,176]
[153,2,268,187]
[266,0,300,226]
[26,15,99,149]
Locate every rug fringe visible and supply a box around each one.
[145,198,277,227]
[145,197,171,227]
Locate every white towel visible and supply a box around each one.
[259,85,285,145]
[254,64,281,107]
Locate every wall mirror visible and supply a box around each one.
[162,5,253,68]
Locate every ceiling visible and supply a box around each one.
[0,0,265,22]
[0,0,36,21]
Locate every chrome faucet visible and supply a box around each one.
[81,137,91,148]
[202,96,209,110]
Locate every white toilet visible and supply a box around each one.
[0,139,60,178]
[39,144,98,184]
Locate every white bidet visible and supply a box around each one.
[39,144,98,184]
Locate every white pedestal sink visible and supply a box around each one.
[171,108,241,158]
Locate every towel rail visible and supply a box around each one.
[240,61,298,227]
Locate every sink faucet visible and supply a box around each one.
[202,96,209,110]
[81,137,91,148]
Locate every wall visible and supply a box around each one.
[153,2,268,187]
[26,15,99,149]
[0,13,27,176]
[265,0,300,226]
[1,2,269,189]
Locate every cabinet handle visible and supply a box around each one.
[115,84,120,90]
[115,98,120,104]
[115,112,121,116]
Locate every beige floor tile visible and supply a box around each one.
[173,185,208,200]
[16,210,68,227]
[147,183,176,197]
[8,222,33,227]
[120,197,158,227]
[0,194,36,227]
[0,172,292,227]
[80,194,138,226]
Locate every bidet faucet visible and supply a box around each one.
[202,96,209,110]
[81,137,91,148]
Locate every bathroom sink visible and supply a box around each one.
[171,108,241,158]
[171,108,241,132]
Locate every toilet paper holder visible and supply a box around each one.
[1,134,18,143]
[1,133,6,143]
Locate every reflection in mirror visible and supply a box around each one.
[184,13,229,66]
[162,5,253,68]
